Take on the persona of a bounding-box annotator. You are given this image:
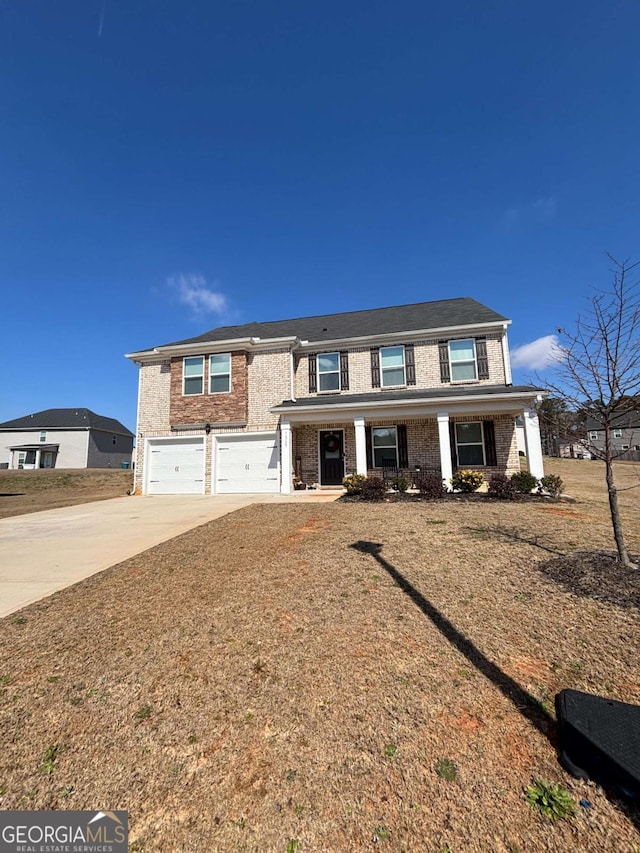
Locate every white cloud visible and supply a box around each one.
[511,334,561,371]
[168,274,227,317]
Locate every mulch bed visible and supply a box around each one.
[536,551,640,611]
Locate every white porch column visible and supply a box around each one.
[280,419,293,494]
[437,412,453,490]
[34,449,42,470]
[523,408,544,479]
[354,416,367,476]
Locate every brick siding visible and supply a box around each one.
[169,352,248,425]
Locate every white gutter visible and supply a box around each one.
[296,319,511,352]
[125,335,300,363]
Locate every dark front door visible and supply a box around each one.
[319,430,344,485]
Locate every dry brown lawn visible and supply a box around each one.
[1,459,639,852]
[0,468,134,519]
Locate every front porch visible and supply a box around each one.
[9,444,59,470]
[289,414,533,490]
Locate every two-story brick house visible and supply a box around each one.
[126,297,546,495]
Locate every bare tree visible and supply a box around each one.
[546,255,640,569]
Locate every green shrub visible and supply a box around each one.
[540,473,564,498]
[487,473,517,500]
[450,469,484,493]
[342,473,367,495]
[417,473,447,499]
[524,779,575,821]
[392,476,410,492]
[510,470,539,494]
[361,477,388,501]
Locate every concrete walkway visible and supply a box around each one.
[0,491,342,618]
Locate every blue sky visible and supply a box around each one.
[1,0,639,432]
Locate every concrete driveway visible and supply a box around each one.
[0,491,340,618]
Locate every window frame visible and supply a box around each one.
[209,353,232,394]
[39,430,47,443]
[372,425,399,468]
[380,346,406,388]
[449,338,478,383]
[613,428,623,438]
[589,431,598,440]
[455,420,486,466]
[621,444,630,451]
[317,351,341,392]
[183,356,205,396]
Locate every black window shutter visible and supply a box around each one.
[484,420,497,466]
[397,424,409,467]
[439,341,450,383]
[308,354,317,393]
[405,345,416,385]
[340,351,349,391]
[476,338,489,380]
[449,421,458,469]
[371,348,381,388]
[365,426,373,468]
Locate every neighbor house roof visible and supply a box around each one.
[0,408,134,436]
[585,406,640,431]
[134,297,509,353]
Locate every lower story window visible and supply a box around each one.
[373,426,397,467]
[455,422,485,466]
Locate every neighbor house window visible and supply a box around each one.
[449,339,477,382]
[613,428,622,438]
[372,427,398,467]
[40,431,47,442]
[183,356,204,395]
[621,444,630,450]
[112,435,117,445]
[455,422,485,466]
[589,431,598,440]
[209,353,231,393]
[380,347,405,387]
[318,352,340,391]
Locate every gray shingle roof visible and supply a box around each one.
[143,297,507,351]
[0,408,134,436]
[272,384,541,410]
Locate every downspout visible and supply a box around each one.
[290,342,298,402]
[502,324,512,385]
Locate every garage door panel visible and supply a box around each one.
[147,439,205,495]
[215,434,280,494]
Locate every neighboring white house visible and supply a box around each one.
[126,296,547,495]
[0,408,134,470]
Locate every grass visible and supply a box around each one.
[0,459,638,850]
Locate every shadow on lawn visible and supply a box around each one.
[351,540,640,833]
[350,540,555,740]
[464,524,567,556]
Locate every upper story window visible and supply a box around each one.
[39,430,47,442]
[308,352,349,393]
[112,435,117,445]
[439,338,489,383]
[318,352,340,391]
[183,356,204,395]
[210,353,231,393]
[449,339,477,382]
[613,428,623,438]
[589,431,598,440]
[380,346,406,386]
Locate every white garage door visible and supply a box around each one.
[215,433,280,493]
[146,438,205,495]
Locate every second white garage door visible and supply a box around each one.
[214,433,280,493]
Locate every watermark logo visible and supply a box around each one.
[0,810,128,853]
